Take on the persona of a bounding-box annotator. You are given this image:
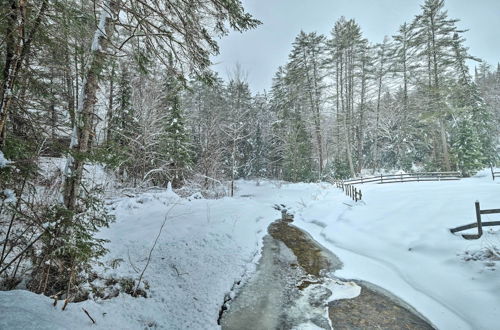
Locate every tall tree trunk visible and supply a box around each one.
[373,42,387,172]
[303,49,323,178]
[341,51,355,177]
[430,13,451,171]
[0,0,48,148]
[335,58,340,158]
[106,64,115,144]
[63,0,117,210]
[356,55,367,174]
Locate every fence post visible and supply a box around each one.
[400,173,403,182]
[380,174,383,184]
[354,187,358,202]
[475,201,483,237]
[491,165,495,181]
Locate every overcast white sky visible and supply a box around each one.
[211,0,500,93]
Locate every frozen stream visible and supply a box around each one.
[220,220,434,330]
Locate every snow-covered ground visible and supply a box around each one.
[1,171,499,329]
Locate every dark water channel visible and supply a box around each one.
[220,220,434,330]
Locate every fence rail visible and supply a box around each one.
[340,171,461,185]
[450,201,500,239]
[334,181,362,202]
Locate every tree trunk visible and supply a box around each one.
[63,0,117,210]
[0,0,48,148]
[356,55,367,174]
[373,43,386,172]
[302,49,323,178]
[106,64,115,144]
[430,13,451,171]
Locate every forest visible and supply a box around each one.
[0,0,499,323]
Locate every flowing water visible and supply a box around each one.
[220,220,434,330]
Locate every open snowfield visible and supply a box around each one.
[1,171,500,329]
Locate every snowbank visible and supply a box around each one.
[294,175,500,330]
[1,182,281,329]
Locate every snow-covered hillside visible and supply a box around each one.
[1,174,499,329]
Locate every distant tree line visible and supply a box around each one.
[266,0,499,181]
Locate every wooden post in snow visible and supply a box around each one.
[475,201,483,237]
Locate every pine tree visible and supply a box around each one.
[328,17,368,177]
[411,0,467,171]
[452,115,484,176]
[283,110,314,182]
[248,93,270,178]
[450,32,494,167]
[161,75,193,188]
[287,31,326,178]
[268,67,290,179]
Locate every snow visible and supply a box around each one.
[2,189,17,204]
[1,174,500,329]
[291,278,361,330]
[91,1,111,52]
[0,150,11,168]
[294,171,500,329]
[39,157,116,192]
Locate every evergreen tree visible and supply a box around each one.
[268,67,290,179]
[161,75,193,188]
[283,110,314,182]
[327,17,368,176]
[248,93,271,178]
[450,32,495,167]
[287,31,326,178]
[223,76,254,180]
[411,0,467,170]
[451,115,484,176]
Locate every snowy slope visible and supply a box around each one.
[0,185,280,329]
[1,176,499,329]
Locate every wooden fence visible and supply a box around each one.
[333,171,462,203]
[340,171,461,185]
[450,201,500,239]
[334,181,362,202]
[491,166,500,180]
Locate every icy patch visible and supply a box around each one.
[220,236,304,329]
[287,278,361,329]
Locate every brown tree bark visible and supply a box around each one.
[63,0,117,210]
[0,0,48,148]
